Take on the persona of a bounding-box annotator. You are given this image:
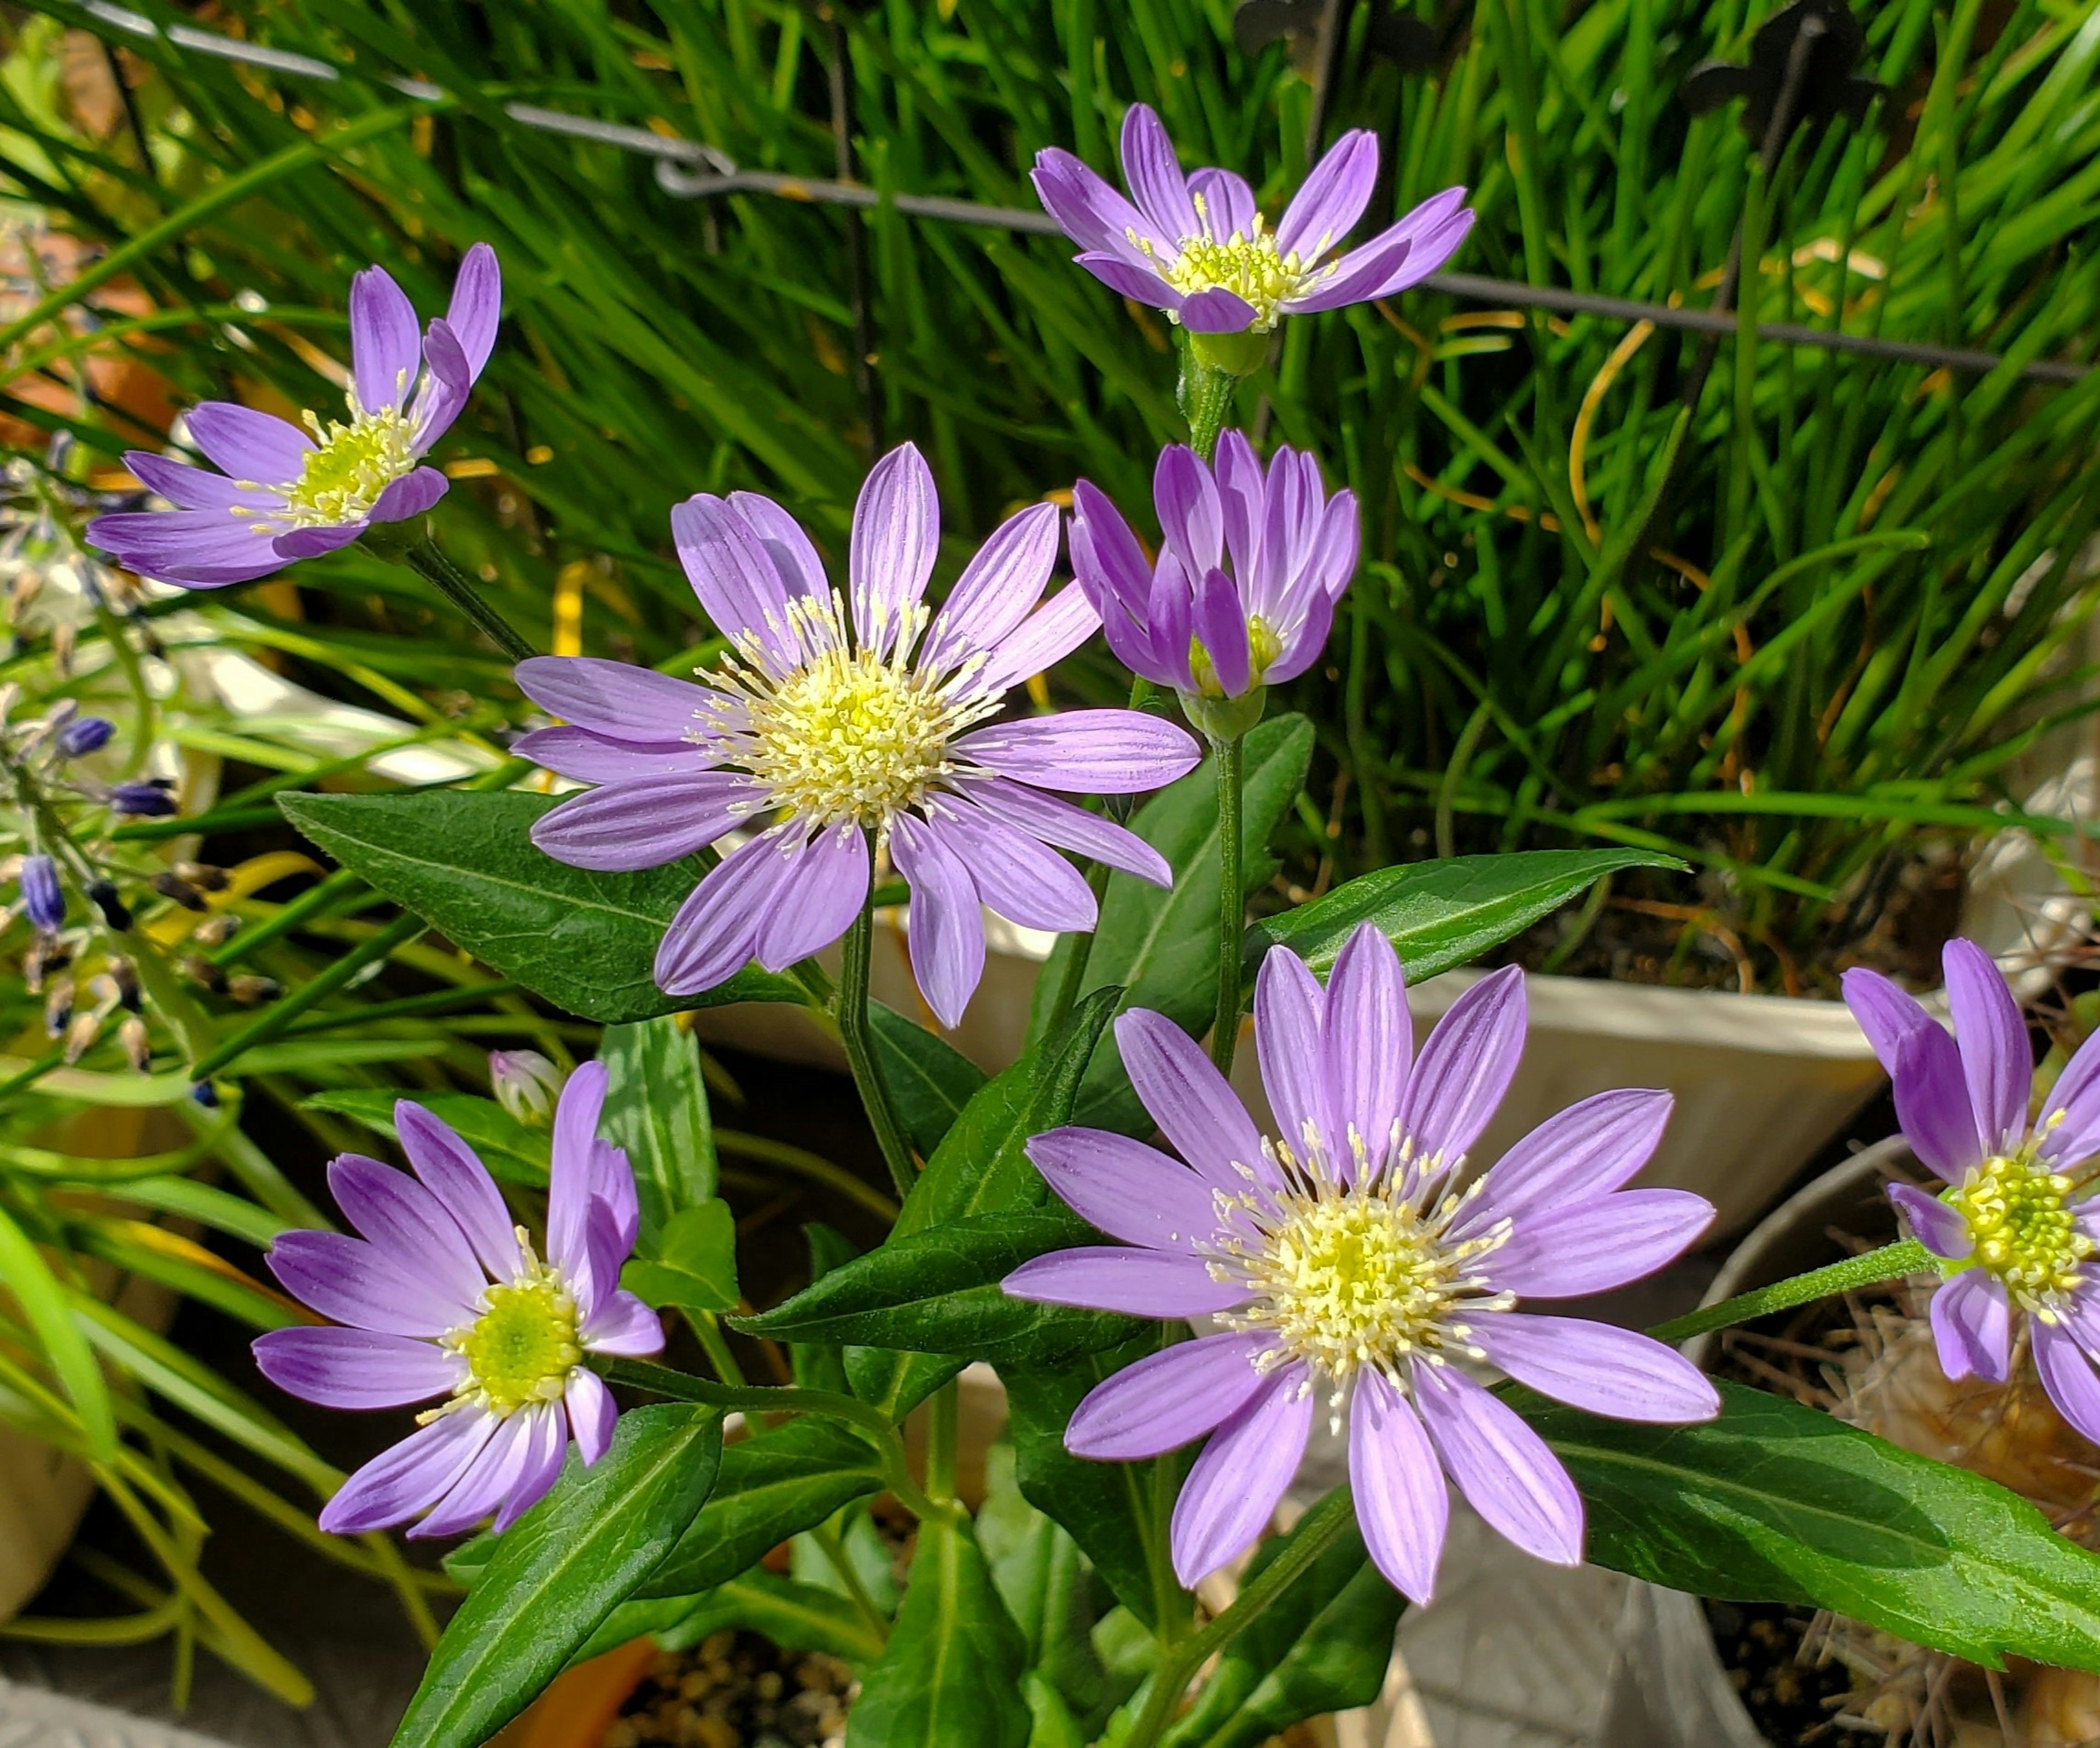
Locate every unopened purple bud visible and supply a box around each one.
[109,780,177,818]
[190,1080,220,1109]
[20,855,63,933]
[85,879,132,932]
[56,717,114,758]
[489,1049,565,1126]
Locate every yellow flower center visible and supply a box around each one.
[1131,203,1334,334]
[1208,1134,1511,1419]
[1949,1151,2094,1313]
[445,1249,581,1418]
[276,402,417,528]
[1187,613,1285,699]
[707,595,1001,834]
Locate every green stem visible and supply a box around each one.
[926,1378,959,1503]
[1209,733,1246,1077]
[836,900,918,1203]
[603,1358,953,1525]
[403,538,536,664]
[1123,1485,1357,1748]
[716,1129,900,1224]
[690,1310,746,1387]
[1178,359,1238,465]
[809,1519,890,1645]
[1646,1238,1933,1346]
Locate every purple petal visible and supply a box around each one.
[1457,1089,1672,1237]
[272,523,368,561]
[1065,1331,1269,1459]
[955,712,1201,794]
[1275,131,1378,259]
[1475,1314,1719,1424]
[1031,147,1171,262]
[549,1061,609,1296]
[1170,1369,1313,1586]
[1279,230,1414,317]
[728,493,826,601]
[1192,567,1251,695]
[1325,924,1409,1162]
[492,1401,569,1533]
[530,774,750,872]
[653,829,794,997]
[1841,966,1937,1077]
[850,443,940,660]
[673,494,800,668]
[1281,188,1471,314]
[412,1411,538,1540]
[444,242,503,377]
[1155,446,1224,578]
[975,583,1104,695]
[1212,431,1264,582]
[1146,554,1200,693]
[891,811,986,1030]
[397,1102,521,1282]
[1069,480,1155,621]
[1397,967,1527,1168]
[1929,1270,2010,1383]
[410,321,471,447]
[1004,1247,1250,1316]
[582,1290,665,1358]
[1179,288,1262,333]
[2033,1319,2100,1443]
[514,656,718,744]
[1945,939,2030,1153]
[567,1367,617,1465]
[325,1153,485,1306]
[922,501,1061,676]
[1413,1361,1582,1567]
[2041,1026,2100,1167]
[929,801,1095,933]
[252,1326,463,1410]
[1113,1008,1270,1191]
[269,1230,479,1337]
[1024,1127,1223,1249]
[1188,167,1257,239]
[319,1408,497,1535]
[1888,1182,1971,1260]
[349,266,422,413]
[1350,1367,1448,1605]
[124,451,259,511]
[1118,104,1199,243]
[958,778,1171,888]
[753,822,867,971]
[1362,207,1473,297]
[513,726,719,784]
[1255,945,1339,1164]
[1074,251,1182,309]
[184,402,312,484]
[370,467,448,524]
[91,511,287,572]
[1488,1189,1714,1299]
[592,1144,640,1256]
[1891,1022,1984,1180]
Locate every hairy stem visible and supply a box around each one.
[1210,733,1246,1077]
[1646,1238,1933,1345]
[404,538,537,664]
[836,902,918,1202]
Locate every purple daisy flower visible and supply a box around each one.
[1844,939,2100,1439]
[253,1063,663,1539]
[1003,923,1718,1601]
[516,442,1201,1028]
[1070,432,1358,733]
[88,244,501,589]
[1032,104,1474,341]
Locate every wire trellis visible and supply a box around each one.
[52,0,2096,388]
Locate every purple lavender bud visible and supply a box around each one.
[20,855,63,933]
[108,780,177,819]
[189,1080,220,1109]
[85,879,132,931]
[55,716,114,758]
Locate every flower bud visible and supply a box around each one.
[192,913,241,947]
[105,955,139,1010]
[62,1009,102,1065]
[85,879,132,931]
[489,1049,565,1127]
[172,861,230,892]
[24,934,67,993]
[43,977,73,1037]
[55,716,114,758]
[180,954,229,995]
[190,1080,220,1109]
[19,854,63,933]
[108,780,176,818]
[119,1015,151,1073]
[151,871,208,912]
[227,974,280,1004]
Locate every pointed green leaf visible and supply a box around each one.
[578,1568,886,1667]
[302,1088,550,1186]
[0,1205,115,1462]
[871,1004,988,1158]
[602,1016,717,1236]
[622,1201,739,1315]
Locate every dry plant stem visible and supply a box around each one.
[836,901,918,1202]
[402,538,537,664]
[1122,1483,1358,1748]
[1210,733,1246,1077]
[1648,1239,1934,1345]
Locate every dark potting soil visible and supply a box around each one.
[602,1632,853,1748]
[1703,1600,1870,1744]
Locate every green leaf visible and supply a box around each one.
[301,1089,551,1186]
[1527,1379,2100,1673]
[1246,849,1682,978]
[602,1016,717,1237]
[280,791,802,1024]
[872,1002,987,1158]
[978,1442,1112,1726]
[622,1202,739,1316]
[1006,1335,1185,1632]
[579,1568,886,1667]
[388,1404,722,1748]
[1159,1519,1402,1748]
[736,1211,1142,1368]
[1023,1672,1090,1748]
[0,1205,116,1462]
[850,1513,1032,1748]
[638,1416,888,1599]
[1030,715,1314,1133]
